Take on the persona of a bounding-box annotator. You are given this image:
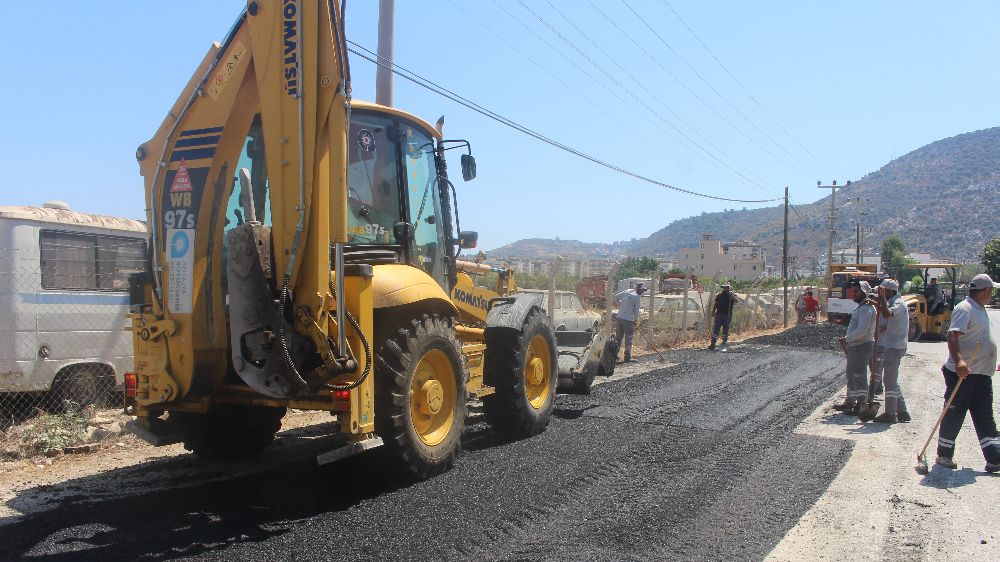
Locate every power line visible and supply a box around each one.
[345,41,781,204]
[621,0,826,180]
[444,0,737,196]
[485,0,772,198]
[487,0,761,196]
[511,0,777,197]
[659,0,843,177]
[591,0,815,181]
[536,0,780,201]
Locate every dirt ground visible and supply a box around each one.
[768,310,1000,561]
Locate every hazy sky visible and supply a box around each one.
[1,1,997,250]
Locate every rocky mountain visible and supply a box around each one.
[489,126,1000,264]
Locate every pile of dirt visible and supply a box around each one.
[743,322,847,350]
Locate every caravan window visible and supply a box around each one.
[40,230,147,291]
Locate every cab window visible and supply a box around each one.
[348,114,402,244]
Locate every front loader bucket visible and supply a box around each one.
[555,329,611,394]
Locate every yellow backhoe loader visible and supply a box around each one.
[124,0,612,479]
[901,263,961,341]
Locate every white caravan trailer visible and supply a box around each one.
[0,202,147,408]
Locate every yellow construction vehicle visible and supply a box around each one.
[824,264,881,324]
[901,263,961,341]
[124,0,601,479]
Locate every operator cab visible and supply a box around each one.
[344,102,476,291]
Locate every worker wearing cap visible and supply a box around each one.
[613,282,647,363]
[872,279,911,423]
[709,283,738,351]
[834,280,877,414]
[935,273,1000,473]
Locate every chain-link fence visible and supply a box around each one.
[2,246,135,458]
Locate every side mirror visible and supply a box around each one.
[459,231,478,249]
[393,222,415,243]
[461,154,477,182]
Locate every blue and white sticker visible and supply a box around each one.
[357,128,376,152]
[167,229,194,314]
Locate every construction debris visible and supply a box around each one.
[743,322,847,350]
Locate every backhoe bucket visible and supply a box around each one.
[555,328,613,395]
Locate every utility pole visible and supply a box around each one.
[782,186,789,328]
[817,180,850,269]
[852,196,870,264]
[375,0,395,106]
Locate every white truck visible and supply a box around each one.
[0,202,147,410]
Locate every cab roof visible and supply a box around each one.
[351,100,441,140]
[910,263,961,269]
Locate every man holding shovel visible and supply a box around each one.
[833,280,877,415]
[614,282,647,363]
[934,273,1000,472]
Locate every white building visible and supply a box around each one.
[677,234,767,281]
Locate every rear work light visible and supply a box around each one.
[124,372,137,397]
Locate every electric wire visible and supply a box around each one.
[536,0,779,201]
[620,0,825,179]
[659,0,843,177]
[445,0,734,196]
[345,41,780,204]
[485,0,761,196]
[511,0,777,197]
[590,0,815,181]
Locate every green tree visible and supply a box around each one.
[615,256,659,282]
[982,239,1000,281]
[881,235,905,263]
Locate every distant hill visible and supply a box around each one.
[488,126,1000,264]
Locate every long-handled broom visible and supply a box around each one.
[915,341,981,475]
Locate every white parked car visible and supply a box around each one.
[516,289,601,332]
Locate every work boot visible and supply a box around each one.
[896,411,912,423]
[708,341,716,351]
[986,463,1000,474]
[872,412,897,424]
[935,456,958,470]
[832,402,853,411]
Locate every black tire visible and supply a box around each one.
[50,366,109,412]
[174,404,286,460]
[374,312,466,480]
[908,319,923,342]
[483,308,557,437]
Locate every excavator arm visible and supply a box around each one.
[132,1,367,410]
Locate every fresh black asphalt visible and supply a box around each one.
[0,344,852,561]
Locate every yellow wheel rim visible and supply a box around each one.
[524,334,552,409]
[409,348,457,446]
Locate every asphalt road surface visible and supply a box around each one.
[0,344,852,561]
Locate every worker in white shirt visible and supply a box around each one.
[613,283,647,363]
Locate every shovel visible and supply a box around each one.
[915,341,982,474]
[635,323,667,362]
[856,306,881,422]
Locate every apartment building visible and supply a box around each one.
[677,234,766,281]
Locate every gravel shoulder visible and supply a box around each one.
[768,309,1000,561]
